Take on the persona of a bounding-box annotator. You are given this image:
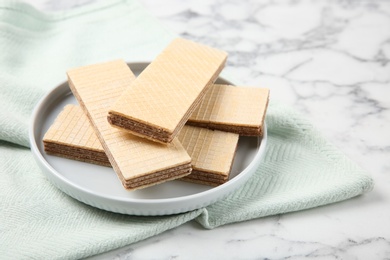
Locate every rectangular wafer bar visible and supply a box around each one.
[43,105,110,167]
[108,38,228,144]
[66,60,192,190]
[44,105,239,186]
[177,125,239,186]
[188,84,270,136]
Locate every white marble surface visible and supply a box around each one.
[27,0,390,259]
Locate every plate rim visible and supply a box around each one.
[29,62,268,215]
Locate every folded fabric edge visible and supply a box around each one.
[267,100,374,179]
[75,209,205,259]
[195,100,374,229]
[196,172,374,229]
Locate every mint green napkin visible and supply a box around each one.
[0,0,373,259]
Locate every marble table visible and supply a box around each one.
[27,0,390,259]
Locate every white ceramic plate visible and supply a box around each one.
[29,62,267,216]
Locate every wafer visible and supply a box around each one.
[44,105,239,186]
[108,38,228,144]
[188,84,270,136]
[177,125,239,186]
[66,60,192,190]
[43,105,110,167]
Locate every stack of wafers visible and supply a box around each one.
[43,38,269,190]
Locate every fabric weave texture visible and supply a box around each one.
[0,0,373,259]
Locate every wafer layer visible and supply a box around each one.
[43,105,110,167]
[188,84,270,136]
[66,60,192,190]
[108,38,228,143]
[44,105,239,186]
[177,125,239,186]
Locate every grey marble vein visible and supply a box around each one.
[24,0,390,259]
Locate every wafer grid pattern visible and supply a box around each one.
[67,60,190,181]
[44,105,239,180]
[43,105,103,151]
[190,84,270,126]
[178,126,239,176]
[1,3,376,259]
[110,38,227,132]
